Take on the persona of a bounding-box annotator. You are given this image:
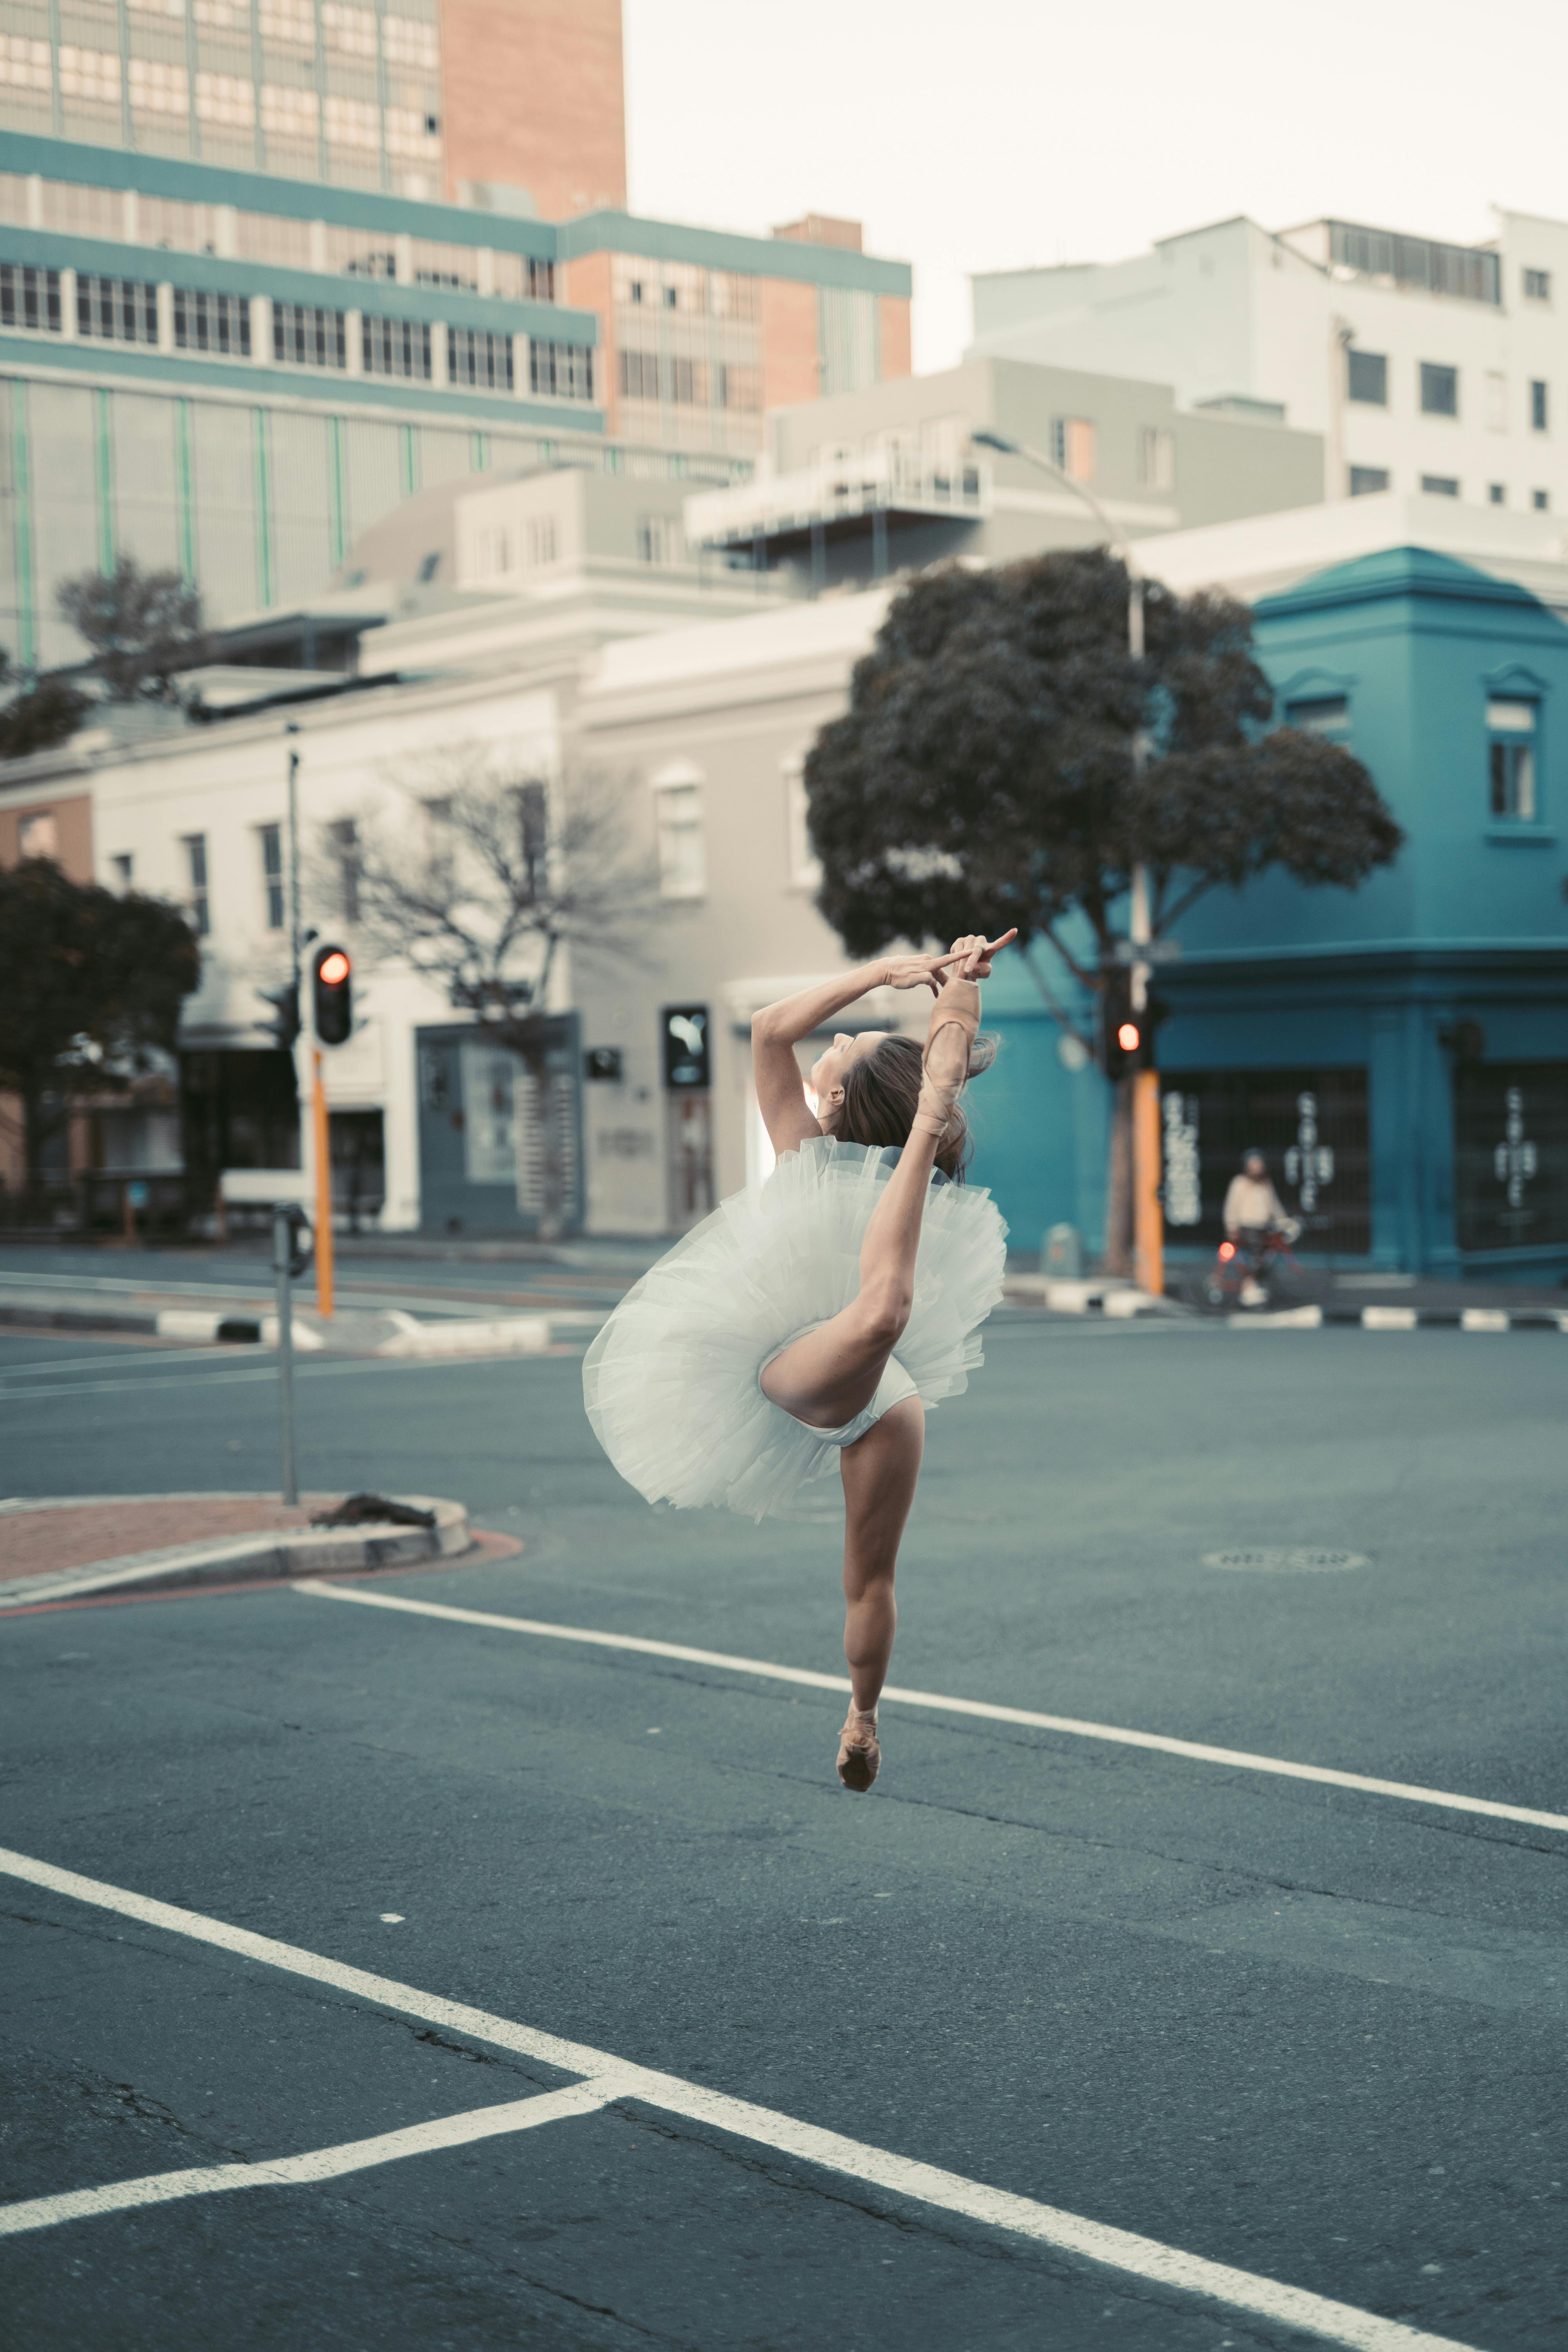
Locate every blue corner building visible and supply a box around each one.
[969,545,1568,1281]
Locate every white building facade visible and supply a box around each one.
[971,210,1568,517]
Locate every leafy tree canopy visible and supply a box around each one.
[805,549,1405,1029]
[0,652,89,759]
[0,859,200,1181]
[56,555,206,702]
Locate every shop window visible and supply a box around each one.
[1454,1063,1568,1250]
[1158,1068,1370,1254]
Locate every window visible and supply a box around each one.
[515,782,547,895]
[1421,474,1460,497]
[57,45,121,105]
[260,83,319,143]
[422,797,454,889]
[635,514,679,566]
[1136,427,1174,490]
[1346,349,1387,405]
[0,264,61,333]
[174,287,251,356]
[0,35,52,94]
[182,833,210,935]
[619,348,658,402]
[273,303,347,369]
[1485,371,1507,432]
[448,325,513,391]
[1049,416,1096,481]
[782,752,820,890]
[1534,488,1551,512]
[1349,466,1390,496]
[110,852,134,892]
[1524,267,1552,302]
[1488,700,1537,821]
[1490,483,1506,505]
[714,363,761,412]
[325,94,382,151]
[128,58,189,117]
[530,340,593,401]
[77,275,159,345]
[652,769,705,899]
[410,240,479,292]
[258,823,285,929]
[383,13,441,68]
[17,810,58,860]
[361,316,432,380]
[259,0,315,47]
[322,2,377,56]
[525,516,556,568]
[1286,697,1350,741]
[1532,380,1549,433]
[329,817,359,922]
[1420,363,1458,417]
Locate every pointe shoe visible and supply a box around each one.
[911,974,981,1141]
[837,1706,881,1792]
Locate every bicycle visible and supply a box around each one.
[1202,1223,1303,1311]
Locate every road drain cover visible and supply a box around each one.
[1203,1548,1369,1573]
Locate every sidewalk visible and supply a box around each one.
[0,1490,484,1611]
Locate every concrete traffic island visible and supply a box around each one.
[0,1491,485,1612]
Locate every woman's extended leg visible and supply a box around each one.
[759,982,976,1430]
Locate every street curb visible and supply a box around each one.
[1229,1303,1568,1332]
[0,1493,469,1611]
[0,1299,596,1354]
[1003,1278,1168,1317]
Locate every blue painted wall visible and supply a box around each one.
[968,548,1568,1278]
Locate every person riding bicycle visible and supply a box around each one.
[1222,1149,1300,1303]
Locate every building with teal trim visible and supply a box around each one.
[0,127,913,662]
[967,505,1568,1281]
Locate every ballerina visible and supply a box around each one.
[583,929,1015,1791]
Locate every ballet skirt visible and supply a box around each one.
[583,1136,1007,1521]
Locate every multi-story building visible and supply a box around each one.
[971,209,1568,517]
[0,0,624,217]
[0,130,911,661]
[683,352,1324,594]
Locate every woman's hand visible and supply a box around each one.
[882,950,965,997]
[943,929,1017,981]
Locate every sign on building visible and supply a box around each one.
[1454,1061,1568,1251]
[1158,1068,1370,1254]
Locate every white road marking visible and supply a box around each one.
[297,1582,1568,1840]
[0,1846,1477,2350]
[0,2078,628,2237]
[0,1356,528,1403]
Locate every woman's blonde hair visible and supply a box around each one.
[835,1031,998,1180]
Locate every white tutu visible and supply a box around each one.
[582,1138,1008,1521]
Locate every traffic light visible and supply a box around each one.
[312,943,353,1046]
[1101,974,1168,1078]
[257,977,300,1051]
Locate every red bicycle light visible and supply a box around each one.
[1116,1021,1140,1051]
[319,950,350,985]
[1218,1241,1235,1260]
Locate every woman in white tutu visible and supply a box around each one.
[583,930,1014,1791]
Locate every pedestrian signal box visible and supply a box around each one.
[312,944,353,1046]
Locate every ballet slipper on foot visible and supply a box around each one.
[837,1706,881,1792]
[911,974,981,1141]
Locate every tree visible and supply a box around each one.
[0,860,200,1203]
[804,550,1405,1267]
[0,651,89,759]
[56,555,206,702]
[341,751,660,1239]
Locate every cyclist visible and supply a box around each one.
[1222,1149,1298,1306]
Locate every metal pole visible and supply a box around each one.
[312,1047,335,1318]
[273,1202,298,1506]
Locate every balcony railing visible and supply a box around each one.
[684,448,990,549]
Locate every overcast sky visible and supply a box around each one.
[624,0,1568,374]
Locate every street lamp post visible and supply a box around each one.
[970,427,1162,1294]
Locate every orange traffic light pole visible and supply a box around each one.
[1133,1067,1164,1298]
[312,1048,334,1318]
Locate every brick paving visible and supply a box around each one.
[0,1498,340,1583]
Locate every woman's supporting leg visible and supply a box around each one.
[839,1396,924,1711]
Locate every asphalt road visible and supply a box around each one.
[1,1312,1565,2350]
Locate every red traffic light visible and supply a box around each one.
[311,942,354,1047]
[1117,1021,1140,1051]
